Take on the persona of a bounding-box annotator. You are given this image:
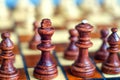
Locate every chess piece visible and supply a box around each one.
[71,20,95,77]
[29,21,41,50]
[102,28,120,74]
[37,0,55,19]
[13,0,35,22]
[14,0,36,36]
[81,0,101,15]
[103,0,120,17]
[0,32,19,79]
[94,28,109,61]
[64,29,79,60]
[0,0,13,30]
[84,0,113,26]
[33,19,58,79]
[59,0,81,20]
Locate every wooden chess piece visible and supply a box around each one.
[33,19,58,79]
[37,0,55,19]
[94,28,109,61]
[64,29,79,60]
[59,0,81,19]
[102,28,120,74]
[0,0,13,30]
[29,21,41,50]
[71,20,95,77]
[0,32,19,79]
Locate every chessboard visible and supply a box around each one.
[2,25,118,80]
[1,0,120,80]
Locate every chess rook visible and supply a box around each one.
[0,32,19,79]
[64,29,79,60]
[33,19,58,79]
[71,20,95,77]
[29,21,41,50]
[102,28,120,74]
[94,28,109,61]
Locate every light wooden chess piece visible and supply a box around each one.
[103,0,120,17]
[14,0,36,35]
[13,0,32,22]
[85,0,113,28]
[37,0,55,19]
[59,0,81,20]
[80,0,101,15]
[0,0,13,30]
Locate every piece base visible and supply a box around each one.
[33,64,58,80]
[0,70,19,80]
[64,55,77,60]
[64,50,78,60]
[71,63,96,78]
[71,68,95,77]
[102,64,120,74]
[33,71,58,80]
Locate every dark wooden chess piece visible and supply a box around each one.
[0,32,19,80]
[71,20,95,77]
[94,28,109,61]
[33,19,58,79]
[102,28,120,74]
[64,29,79,60]
[29,21,41,50]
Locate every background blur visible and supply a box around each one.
[0,0,120,33]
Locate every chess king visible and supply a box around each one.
[33,19,58,80]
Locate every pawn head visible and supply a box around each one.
[1,32,10,39]
[111,27,117,33]
[33,21,39,30]
[101,28,109,38]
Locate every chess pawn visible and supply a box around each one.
[64,29,79,60]
[94,28,109,61]
[59,0,81,19]
[0,0,13,29]
[33,19,58,79]
[71,20,95,77]
[103,0,120,17]
[13,0,35,22]
[0,32,19,79]
[29,21,41,50]
[37,0,55,19]
[23,0,36,34]
[14,0,36,36]
[102,28,120,74]
[81,0,101,15]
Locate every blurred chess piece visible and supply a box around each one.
[37,0,55,19]
[0,0,13,30]
[80,0,101,15]
[59,0,82,20]
[103,0,120,17]
[14,0,36,35]
[85,0,113,28]
[13,0,35,22]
